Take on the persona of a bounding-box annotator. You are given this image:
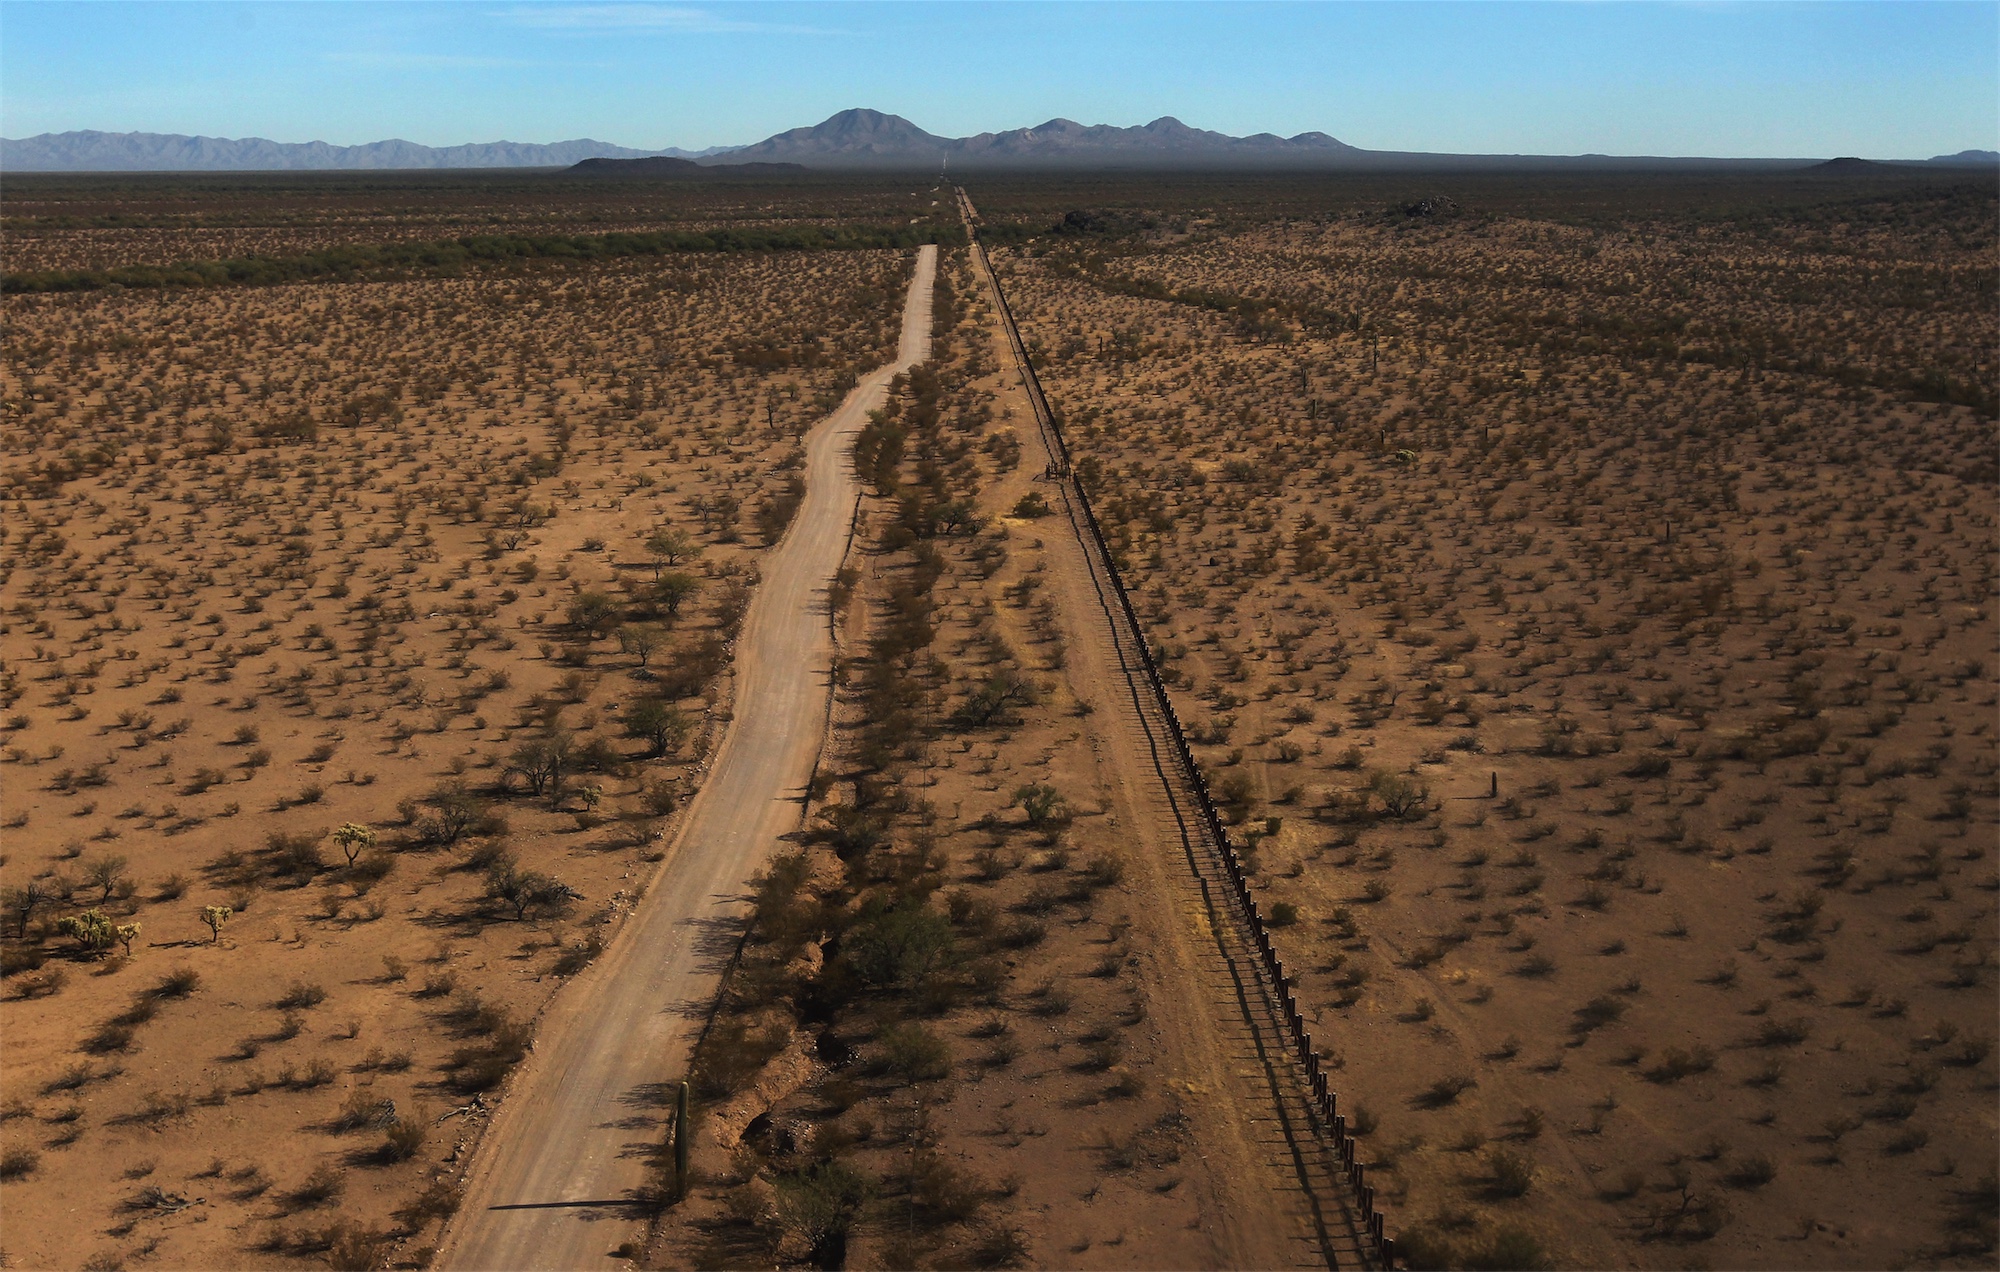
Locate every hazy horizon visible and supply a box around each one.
[8,109,2000,164]
[3,1,1995,160]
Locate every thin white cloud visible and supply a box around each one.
[498,5,842,35]
[326,51,546,69]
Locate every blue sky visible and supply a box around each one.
[3,2,1994,157]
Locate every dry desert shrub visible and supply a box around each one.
[988,169,1997,1270]
[0,172,938,1267]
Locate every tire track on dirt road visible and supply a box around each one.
[436,245,936,1272]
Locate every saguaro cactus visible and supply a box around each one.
[673,1081,690,1202]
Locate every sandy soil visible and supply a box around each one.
[0,240,916,1270]
[6,168,1991,1272]
[989,183,1997,1269]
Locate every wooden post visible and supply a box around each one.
[1490,771,1499,799]
[673,1080,690,1202]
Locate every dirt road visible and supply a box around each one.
[961,200,1374,1268]
[437,245,935,1272]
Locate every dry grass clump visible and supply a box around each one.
[994,172,1996,1269]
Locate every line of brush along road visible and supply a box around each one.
[0,224,961,292]
[435,244,935,1272]
[957,183,1381,1269]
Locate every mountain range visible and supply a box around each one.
[0,130,728,172]
[4,111,1996,172]
[715,109,1361,168]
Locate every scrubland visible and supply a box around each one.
[3,165,1992,1272]
[2,171,946,273]
[984,171,1998,1269]
[0,173,923,1270]
[653,246,1299,1271]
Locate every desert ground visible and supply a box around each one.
[2,173,1323,1272]
[975,169,1997,1269]
[0,174,940,1269]
[2,168,1993,1272]
[1,171,946,274]
[640,238,1358,1272]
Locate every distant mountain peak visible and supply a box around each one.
[720,109,1363,169]
[725,109,946,162]
[813,108,938,141]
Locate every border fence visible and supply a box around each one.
[958,190,1398,1270]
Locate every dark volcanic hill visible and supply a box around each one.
[570,155,703,175]
[1809,156,1891,173]
[568,156,807,176]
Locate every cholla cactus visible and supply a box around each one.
[115,923,142,957]
[331,822,377,867]
[200,905,233,943]
[56,909,116,955]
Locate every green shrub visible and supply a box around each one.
[277,981,327,1010]
[380,1116,426,1163]
[623,699,693,758]
[325,1222,387,1272]
[1011,782,1069,830]
[877,1022,950,1081]
[288,1165,344,1209]
[843,899,957,989]
[909,1149,985,1224]
[1725,1153,1777,1188]
[1399,1222,1550,1271]
[394,1179,464,1229]
[1371,771,1430,818]
[772,1161,872,1267]
[1,944,47,977]
[690,1018,785,1099]
[152,966,201,999]
[264,832,323,878]
[1486,1148,1534,1198]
